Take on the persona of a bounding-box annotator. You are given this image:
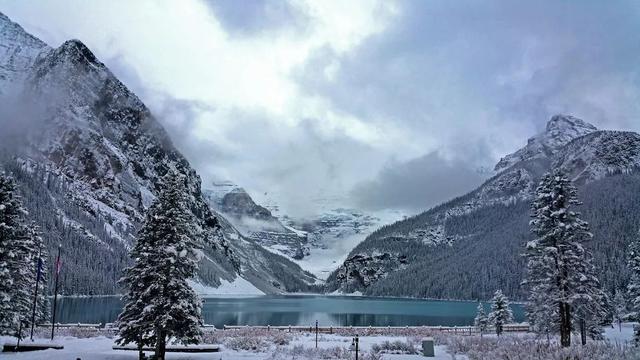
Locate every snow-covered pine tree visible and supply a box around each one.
[28,223,50,325]
[0,174,17,334]
[10,223,38,338]
[0,174,38,336]
[571,248,609,344]
[627,231,640,345]
[488,290,513,336]
[524,169,606,347]
[526,291,557,341]
[116,172,203,360]
[474,302,489,336]
[613,290,627,332]
[11,222,51,338]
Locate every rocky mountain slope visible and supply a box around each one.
[281,208,402,279]
[0,12,316,295]
[326,115,640,300]
[203,182,310,259]
[203,182,403,279]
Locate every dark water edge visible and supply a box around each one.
[54,295,525,328]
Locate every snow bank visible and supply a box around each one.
[189,277,265,297]
[0,332,461,360]
[603,322,637,344]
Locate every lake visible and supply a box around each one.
[55,295,525,328]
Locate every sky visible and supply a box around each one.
[2,0,640,216]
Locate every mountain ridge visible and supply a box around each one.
[0,11,316,295]
[326,115,640,300]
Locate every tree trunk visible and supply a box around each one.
[559,302,571,347]
[155,328,166,360]
[580,318,586,345]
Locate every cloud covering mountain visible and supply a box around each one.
[3,0,640,214]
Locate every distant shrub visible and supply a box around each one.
[269,345,381,360]
[225,336,269,352]
[270,331,292,345]
[371,340,417,354]
[445,335,640,360]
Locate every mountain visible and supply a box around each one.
[265,196,406,279]
[494,115,598,172]
[203,182,404,279]
[326,115,640,300]
[0,12,316,295]
[293,208,402,279]
[203,182,310,259]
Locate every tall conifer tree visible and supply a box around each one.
[474,302,489,336]
[525,170,607,347]
[117,172,203,360]
[627,231,640,345]
[0,174,47,336]
[488,290,513,336]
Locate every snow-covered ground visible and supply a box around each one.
[603,322,636,344]
[0,334,457,360]
[1,323,636,359]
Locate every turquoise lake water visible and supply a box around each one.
[55,295,525,328]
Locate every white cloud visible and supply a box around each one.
[0,0,406,213]
[3,0,640,215]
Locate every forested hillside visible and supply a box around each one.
[327,117,640,300]
[0,11,316,295]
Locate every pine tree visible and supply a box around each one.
[488,290,513,336]
[28,223,50,325]
[524,170,607,347]
[116,173,203,360]
[613,290,627,332]
[11,224,37,338]
[0,174,39,336]
[474,302,488,336]
[627,231,640,345]
[526,291,558,341]
[11,222,51,339]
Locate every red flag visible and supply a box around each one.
[55,257,62,275]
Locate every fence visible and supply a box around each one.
[37,323,531,334]
[221,324,531,334]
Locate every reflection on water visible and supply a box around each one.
[55,295,525,327]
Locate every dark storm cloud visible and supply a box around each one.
[351,151,488,212]
[297,0,640,133]
[297,0,640,210]
[4,0,640,214]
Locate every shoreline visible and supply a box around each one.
[50,292,526,305]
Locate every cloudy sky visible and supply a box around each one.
[3,0,640,216]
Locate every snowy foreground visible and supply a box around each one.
[0,324,638,360]
[1,333,455,360]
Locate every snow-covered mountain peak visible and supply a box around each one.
[51,39,101,67]
[0,12,318,294]
[0,11,50,93]
[0,11,46,49]
[495,114,597,172]
[545,114,598,139]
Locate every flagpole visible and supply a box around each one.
[29,245,43,340]
[50,245,61,341]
